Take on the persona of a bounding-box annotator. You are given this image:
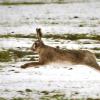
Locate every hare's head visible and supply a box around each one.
[31,28,44,52]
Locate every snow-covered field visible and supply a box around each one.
[1,63,100,100]
[0,1,100,100]
[0,2,100,35]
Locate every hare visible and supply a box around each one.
[21,28,100,71]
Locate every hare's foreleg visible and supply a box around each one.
[21,62,44,69]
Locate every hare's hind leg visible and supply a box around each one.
[86,61,100,71]
[83,51,100,71]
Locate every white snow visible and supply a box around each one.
[0,63,100,99]
[0,0,100,4]
[0,2,100,34]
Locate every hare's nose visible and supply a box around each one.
[31,45,35,50]
[30,47,33,50]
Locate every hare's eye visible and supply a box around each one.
[35,42,39,48]
[34,43,37,47]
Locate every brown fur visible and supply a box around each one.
[21,28,100,71]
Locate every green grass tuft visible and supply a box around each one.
[0,51,12,62]
[0,33,100,40]
[11,98,25,100]
[0,49,35,62]
[25,89,32,92]
[40,94,66,100]
[0,97,7,100]
[0,34,36,38]
[0,2,45,5]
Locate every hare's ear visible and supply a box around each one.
[36,28,43,40]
